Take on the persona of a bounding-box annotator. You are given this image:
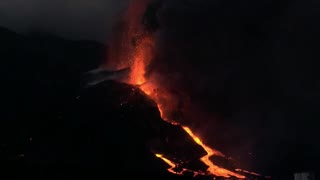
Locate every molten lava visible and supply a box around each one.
[235,169,262,177]
[183,127,245,179]
[155,154,204,176]
[105,0,252,178]
[133,61,245,178]
[155,154,178,174]
[120,26,245,180]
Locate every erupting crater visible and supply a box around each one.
[103,32,247,179]
[95,0,265,179]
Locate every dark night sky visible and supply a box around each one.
[0,0,320,178]
[0,0,130,41]
[0,0,318,41]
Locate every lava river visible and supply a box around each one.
[105,0,247,178]
[119,35,245,179]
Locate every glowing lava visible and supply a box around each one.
[155,154,178,174]
[183,127,245,179]
[235,169,262,177]
[123,33,245,179]
[127,35,154,85]
[155,154,204,176]
[106,0,248,178]
[138,76,245,178]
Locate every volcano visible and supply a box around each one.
[74,78,266,180]
[81,0,266,179]
[72,80,210,179]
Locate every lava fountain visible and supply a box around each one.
[104,0,246,178]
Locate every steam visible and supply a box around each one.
[84,67,131,87]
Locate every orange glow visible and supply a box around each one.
[156,154,176,174]
[155,154,183,174]
[235,169,262,177]
[183,127,245,179]
[106,0,253,178]
[138,82,179,125]
[155,154,205,176]
[125,36,245,178]
[127,36,154,85]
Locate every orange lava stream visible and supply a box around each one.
[110,2,248,176]
[155,154,204,176]
[123,38,245,179]
[124,37,245,179]
[235,169,262,177]
[155,154,180,174]
[183,127,245,179]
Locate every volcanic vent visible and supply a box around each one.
[84,0,266,179]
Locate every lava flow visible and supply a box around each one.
[121,35,245,179]
[155,154,205,176]
[133,51,244,179]
[106,0,247,178]
[155,154,180,174]
[182,127,245,178]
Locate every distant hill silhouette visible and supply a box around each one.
[0,27,107,179]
